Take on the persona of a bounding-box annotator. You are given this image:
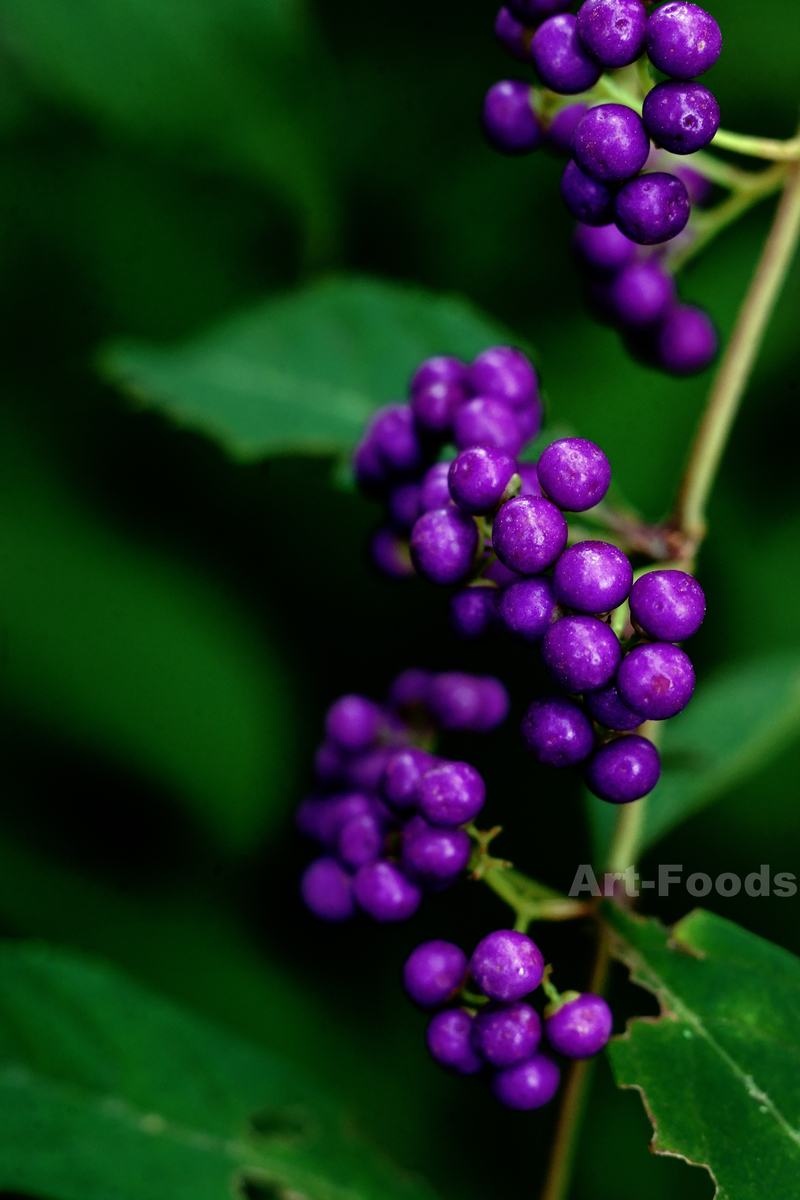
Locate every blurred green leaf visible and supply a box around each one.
[0,939,440,1200]
[100,275,519,459]
[0,412,293,851]
[587,654,800,867]
[605,904,800,1200]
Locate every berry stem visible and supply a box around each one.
[711,127,800,162]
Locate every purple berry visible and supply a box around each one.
[371,528,415,578]
[517,462,542,497]
[472,1001,542,1067]
[388,482,422,530]
[492,1054,560,1109]
[609,260,675,328]
[484,557,523,587]
[410,507,479,585]
[404,940,468,1007]
[410,355,468,396]
[450,587,501,640]
[614,172,690,245]
[572,104,650,183]
[585,683,642,731]
[643,80,720,155]
[426,1009,483,1074]
[428,672,484,730]
[325,695,382,752]
[301,857,355,922]
[576,0,647,68]
[483,81,544,155]
[542,615,622,693]
[674,164,713,206]
[411,381,466,435]
[343,746,395,791]
[573,222,638,273]
[353,435,389,493]
[545,992,613,1057]
[352,860,421,921]
[417,761,486,828]
[401,819,471,885]
[629,569,706,641]
[389,668,434,710]
[514,397,543,449]
[521,695,595,767]
[453,396,523,457]
[508,0,573,20]
[369,404,423,474]
[537,437,611,511]
[584,733,661,802]
[500,577,560,642]
[471,676,512,731]
[645,2,722,80]
[382,747,437,809]
[546,103,589,154]
[553,540,633,613]
[469,929,544,1002]
[531,14,602,95]
[449,446,517,514]
[469,346,539,410]
[419,462,454,512]
[493,496,568,575]
[338,812,385,869]
[494,7,533,63]
[655,303,717,373]
[616,641,695,719]
[560,159,616,226]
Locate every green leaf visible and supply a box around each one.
[0,939,439,1200]
[587,653,800,867]
[604,904,800,1200]
[100,274,521,459]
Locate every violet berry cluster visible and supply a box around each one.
[484,1,722,374]
[298,669,509,923]
[403,932,612,1109]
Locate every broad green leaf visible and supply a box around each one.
[604,904,800,1200]
[587,654,800,867]
[100,275,519,459]
[0,940,439,1200]
[0,412,293,851]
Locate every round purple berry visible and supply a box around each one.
[531,14,602,95]
[325,694,382,752]
[645,2,721,80]
[401,819,472,886]
[542,615,622,693]
[609,259,675,328]
[388,482,422,530]
[576,0,647,68]
[553,540,633,613]
[492,1054,560,1109]
[546,103,589,154]
[471,677,512,732]
[411,381,466,435]
[410,507,479,585]
[428,672,484,730]
[371,528,415,578]
[537,437,611,512]
[404,940,468,1008]
[493,496,568,575]
[300,857,355,922]
[500,576,560,642]
[382,747,437,809]
[426,1009,483,1074]
[453,396,523,457]
[419,462,454,512]
[545,992,613,1057]
[449,446,517,515]
[643,80,720,155]
[469,930,544,1002]
[344,747,394,792]
[450,587,501,640]
[410,355,468,396]
[483,81,544,155]
[338,812,384,869]
[352,860,421,922]
[560,159,616,226]
[472,1001,542,1067]
[369,404,423,474]
[617,641,695,720]
[514,397,543,448]
[629,569,706,641]
[469,346,538,411]
[674,163,713,206]
[614,172,690,245]
[494,7,533,63]
[585,683,642,731]
[655,303,717,373]
[572,104,650,183]
[584,733,661,802]
[353,435,388,493]
[417,761,486,828]
[389,668,434,710]
[573,222,638,273]
[520,695,595,767]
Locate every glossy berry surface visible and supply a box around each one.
[531,14,602,95]
[325,695,381,752]
[352,860,421,921]
[573,222,638,273]
[584,733,661,802]
[553,540,633,613]
[469,346,538,410]
[537,437,611,511]
[450,587,501,640]
[542,614,622,693]
[546,992,613,1057]
[494,7,532,63]
[417,761,486,827]
[585,683,642,731]
[609,260,675,328]
[449,446,517,514]
[404,940,468,1008]
[300,857,355,922]
[453,396,523,457]
[576,0,647,68]
[560,159,616,226]
[500,577,560,642]
[410,355,467,396]
[572,104,650,183]
[338,812,384,869]
[629,569,706,641]
[656,303,717,373]
[410,507,479,585]
[492,496,568,575]
[492,1054,561,1109]
[469,929,545,1002]
[411,380,465,434]
[426,1009,483,1074]
[646,2,722,80]
[382,747,437,809]
[617,641,695,719]
[483,81,544,155]
[614,172,691,245]
[520,695,595,767]
[419,462,454,512]
[643,80,720,155]
[546,103,589,154]
[401,820,471,885]
[471,1001,542,1067]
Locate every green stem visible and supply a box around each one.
[666,166,788,272]
[711,128,800,162]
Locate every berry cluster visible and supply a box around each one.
[298,669,509,923]
[484,1,722,373]
[404,933,612,1109]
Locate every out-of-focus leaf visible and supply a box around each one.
[587,654,800,868]
[100,275,520,459]
[605,904,800,1200]
[0,412,293,851]
[0,939,440,1200]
